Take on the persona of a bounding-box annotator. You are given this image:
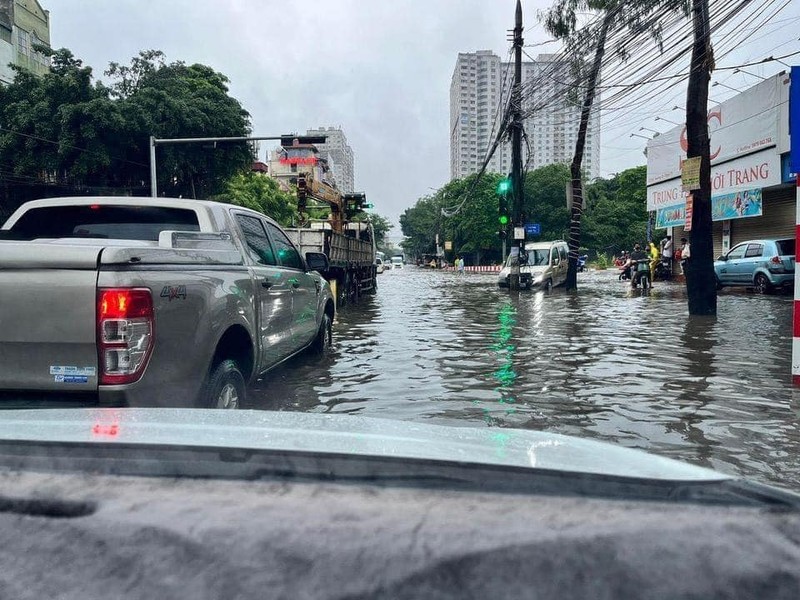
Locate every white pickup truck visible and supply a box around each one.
[0,197,335,409]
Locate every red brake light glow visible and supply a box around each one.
[99,289,153,319]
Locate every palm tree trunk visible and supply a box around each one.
[565,14,610,291]
[685,0,716,315]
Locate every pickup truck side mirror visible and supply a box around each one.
[305,252,329,272]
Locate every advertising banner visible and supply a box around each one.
[655,204,684,228]
[646,74,786,186]
[655,188,763,229]
[711,188,763,220]
[647,149,780,210]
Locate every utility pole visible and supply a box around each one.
[684,0,716,315]
[508,0,525,290]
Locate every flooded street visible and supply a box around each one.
[253,266,800,491]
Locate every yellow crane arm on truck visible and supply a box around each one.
[297,170,369,235]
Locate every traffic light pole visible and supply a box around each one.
[508,0,524,291]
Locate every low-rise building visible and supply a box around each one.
[646,72,794,257]
[0,0,50,85]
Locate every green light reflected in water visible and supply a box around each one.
[482,300,518,426]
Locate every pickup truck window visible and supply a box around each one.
[235,214,277,266]
[264,222,303,270]
[8,205,200,241]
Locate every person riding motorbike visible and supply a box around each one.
[629,244,650,289]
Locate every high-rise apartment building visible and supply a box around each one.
[305,126,354,193]
[449,51,600,181]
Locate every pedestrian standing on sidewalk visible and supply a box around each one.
[457,256,465,274]
[679,237,691,274]
[661,236,673,261]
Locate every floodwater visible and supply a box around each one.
[252,266,800,491]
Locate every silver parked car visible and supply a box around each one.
[497,240,569,291]
[714,238,795,293]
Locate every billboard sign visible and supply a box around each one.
[646,74,787,186]
[647,149,780,210]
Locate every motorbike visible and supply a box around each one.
[653,257,672,281]
[577,255,588,272]
[631,260,651,290]
[619,263,632,281]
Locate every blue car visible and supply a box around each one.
[714,238,795,293]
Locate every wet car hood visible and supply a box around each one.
[0,408,728,482]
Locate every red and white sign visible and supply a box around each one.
[279,157,318,166]
[684,195,693,232]
[646,74,787,186]
[647,149,781,210]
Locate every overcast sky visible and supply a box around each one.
[52,1,800,234]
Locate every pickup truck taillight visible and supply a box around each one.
[97,288,154,385]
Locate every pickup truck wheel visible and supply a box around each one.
[203,359,246,409]
[311,313,333,355]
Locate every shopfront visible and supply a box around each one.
[645,72,793,257]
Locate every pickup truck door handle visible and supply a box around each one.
[261,278,273,289]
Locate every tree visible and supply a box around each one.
[0,48,130,190]
[112,51,253,199]
[213,171,296,226]
[368,214,394,250]
[400,194,441,258]
[684,0,716,315]
[400,167,573,264]
[583,166,648,254]
[541,0,687,290]
[523,163,571,241]
[0,47,253,216]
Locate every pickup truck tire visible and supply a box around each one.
[202,359,246,409]
[310,313,333,355]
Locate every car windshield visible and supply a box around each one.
[0,0,799,540]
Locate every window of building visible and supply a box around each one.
[17,29,30,57]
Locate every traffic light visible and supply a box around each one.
[297,176,308,213]
[498,229,507,239]
[497,176,511,226]
[498,193,510,227]
[343,193,368,219]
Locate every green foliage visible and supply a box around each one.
[212,172,296,226]
[401,166,573,263]
[0,48,252,204]
[522,163,571,241]
[400,164,648,264]
[593,253,610,269]
[582,165,647,253]
[369,214,394,249]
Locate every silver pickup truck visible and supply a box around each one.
[0,197,335,409]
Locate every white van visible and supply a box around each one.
[497,240,569,290]
[391,256,404,269]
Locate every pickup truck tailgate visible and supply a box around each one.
[0,243,100,392]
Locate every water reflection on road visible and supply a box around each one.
[252,266,800,490]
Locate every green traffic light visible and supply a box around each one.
[497,179,511,194]
[499,215,509,225]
